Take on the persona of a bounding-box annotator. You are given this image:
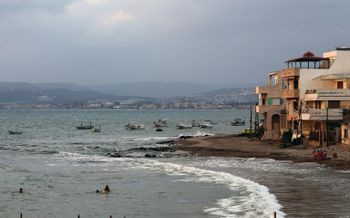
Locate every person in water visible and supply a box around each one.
[96,185,111,194]
[104,185,110,193]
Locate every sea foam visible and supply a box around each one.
[138,159,286,218]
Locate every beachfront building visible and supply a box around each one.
[255,71,286,140]
[257,47,350,146]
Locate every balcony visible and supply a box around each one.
[304,89,350,101]
[256,104,282,113]
[256,86,274,94]
[281,68,300,78]
[283,89,299,98]
[301,108,343,121]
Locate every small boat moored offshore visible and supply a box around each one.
[8,130,23,135]
[76,122,94,130]
[191,120,201,127]
[153,119,168,128]
[200,122,214,129]
[231,118,245,126]
[91,124,101,133]
[125,122,145,130]
[177,122,193,129]
[204,119,218,125]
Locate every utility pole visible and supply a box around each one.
[299,101,303,144]
[326,107,329,146]
[249,105,253,133]
[254,103,258,132]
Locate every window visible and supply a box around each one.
[293,78,299,89]
[337,81,344,89]
[262,98,266,105]
[268,98,281,106]
[293,101,298,111]
[344,128,348,139]
[315,101,321,109]
[328,101,340,109]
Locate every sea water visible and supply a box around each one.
[0,109,349,218]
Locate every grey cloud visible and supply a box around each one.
[1,0,350,85]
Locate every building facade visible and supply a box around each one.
[256,48,350,146]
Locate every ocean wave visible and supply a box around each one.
[132,136,178,141]
[138,160,285,218]
[178,130,214,138]
[336,170,350,174]
[55,151,116,164]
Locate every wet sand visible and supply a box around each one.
[176,134,350,170]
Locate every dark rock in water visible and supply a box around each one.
[157,140,175,145]
[110,153,123,158]
[127,146,175,153]
[144,154,157,158]
[179,135,193,139]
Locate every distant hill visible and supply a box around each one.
[192,87,257,104]
[0,82,156,104]
[92,82,254,98]
[0,82,255,104]
[0,82,90,91]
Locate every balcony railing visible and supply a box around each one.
[281,68,300,78]
[283,89,299,98]
[256,105,283,113]
[301,108,343,121]
[256,86,275,94]
[304,89,350,101]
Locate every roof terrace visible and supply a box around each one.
[285,51,330,69]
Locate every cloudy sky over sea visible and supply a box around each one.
[1,0,349,85]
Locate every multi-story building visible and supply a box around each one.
[256,47,350,146]
[255,71,286,140]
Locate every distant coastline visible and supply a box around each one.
[0,103,253,110]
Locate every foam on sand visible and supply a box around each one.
[132,136,178,141]
[139,160,286,218]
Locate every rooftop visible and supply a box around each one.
[285,51,329,63]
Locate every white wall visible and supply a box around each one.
[300,51,350,100]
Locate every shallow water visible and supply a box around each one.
[0,109,349,218]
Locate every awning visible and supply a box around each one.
[313,73,350,81]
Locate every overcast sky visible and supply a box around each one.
[1,0,349,85]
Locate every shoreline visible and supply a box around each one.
[175,134,350,171]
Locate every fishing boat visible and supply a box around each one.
[191,120,201,127]
[153,119,168,128]
[91,124,101,133]
[176,122,193,129]
[8,130,23,135]
[125,122,145,130]
[200,122,214,129]
[204,119,218,125]
[76,122,94,130]
[231,118,245,126]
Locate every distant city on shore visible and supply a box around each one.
[0,82,256,109]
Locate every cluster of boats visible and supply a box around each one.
[8,118,246,135]
[176,120,216,129]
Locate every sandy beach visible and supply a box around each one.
[176,134,350,171]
